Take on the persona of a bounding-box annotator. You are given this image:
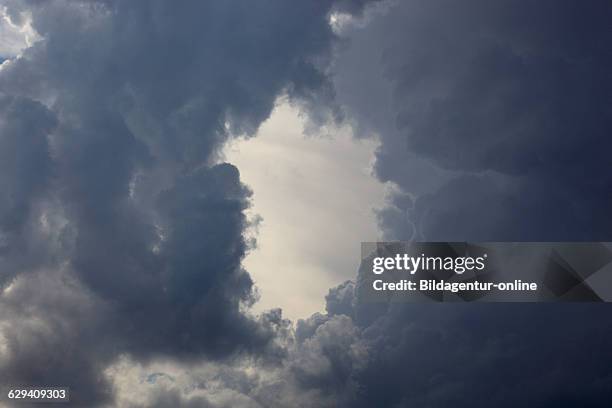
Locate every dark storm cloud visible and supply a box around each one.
[134,0,612,404]
[0,94,55,287]
[330,288,612,408]
[286,1,612,407]
[335,0,612,241]
[2,0,612,406]
[0,0,378,405]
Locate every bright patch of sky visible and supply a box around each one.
[224,102,386,321]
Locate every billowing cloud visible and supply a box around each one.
[0,0,377,405]
[317,286,612,408]
[2,0,612,406]
[292,1,612,407]
[0,94,54,286]
[334,0,612,241]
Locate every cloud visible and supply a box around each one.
[0,0,378,405]
[0,268,116,406]
[0,94,55,287]
[283,1,612,407]
[284,281,612,408]
[0,6,38,58]
[334,0,612,241]
[2,0,611,406]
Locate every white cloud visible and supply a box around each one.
[0,7,39,59]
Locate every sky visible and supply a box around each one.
[0,0,612,407]
[224,102,384,320]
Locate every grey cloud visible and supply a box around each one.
[290,314,364,397]
[324,280,355,318]
[3,0,611,406]
[130,391,216,408]
[0,94,55,287]
[285,279,612,408]
[137,0,612,404]
[0,269,116,406]
[292,1,612,407]
[0,0,378,405]
[116,286,612,408]
[334,0,612,241]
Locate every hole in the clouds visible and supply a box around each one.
[223,101,385,320]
